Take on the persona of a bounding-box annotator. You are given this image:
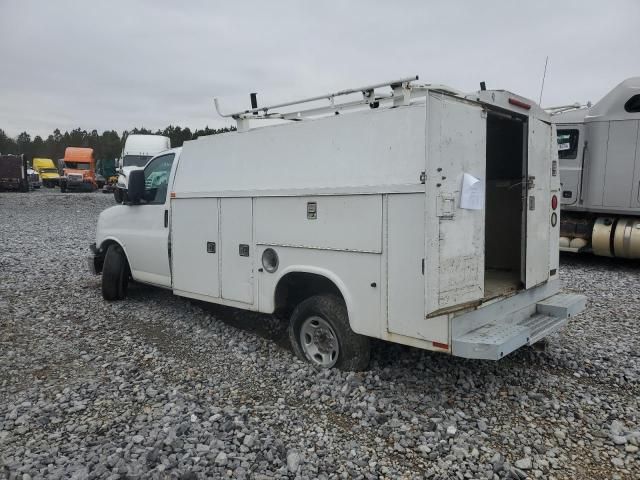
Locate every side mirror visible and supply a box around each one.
[127,169,145,204]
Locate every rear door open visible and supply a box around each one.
[525,118,552,287]
[424,93,487,316]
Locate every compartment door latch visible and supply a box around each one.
[437,194,455,219]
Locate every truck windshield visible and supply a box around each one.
[65,162,90,170]
[42,168,59,174]
[123,155,152,168]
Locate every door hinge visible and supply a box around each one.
[420,171,426,184]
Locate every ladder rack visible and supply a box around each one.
[213,75,461,132]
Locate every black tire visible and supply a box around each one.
[288,294,370,371]
[102,244,130,301]
[60,182,67,193]
[113,188,123,203]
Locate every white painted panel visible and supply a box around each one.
[256,246,382,338]
[220,198,254,304]
[582,122,610,207]
[424,93,486,315]
[633,122,640,208]
[525,119,552,288]
[174,104,426,195]
[171,198,220,297]
[387,194,436,339]
[255,195,382,253]
[603,120,639,208]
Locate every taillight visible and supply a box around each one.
[551,194,558,210]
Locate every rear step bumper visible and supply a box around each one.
[452,293,586,360]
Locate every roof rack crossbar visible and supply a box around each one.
[214,76,419,129]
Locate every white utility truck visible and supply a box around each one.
[114,134,171,202]
[89,76,585,370]
[550,77,640,258]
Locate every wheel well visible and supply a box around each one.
[100,240,130,267]
[274,272,343,316]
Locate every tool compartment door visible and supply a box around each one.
[525,119,552,288]
[220,198,254,304]
[171,197,220,298]
[424,93,486,316]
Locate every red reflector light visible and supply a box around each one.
[508,98,531,110]
[551,194,558,210]
[432,341,449,350]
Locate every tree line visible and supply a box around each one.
[0,125,236,162]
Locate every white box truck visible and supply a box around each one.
[549,77,640,258]
[89,77,585,370]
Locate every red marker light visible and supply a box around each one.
[508,98,531,110]
[551,194,558,210]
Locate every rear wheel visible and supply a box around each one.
[102,244,130,301]
[289,294,370,371]
[60,182,67,193]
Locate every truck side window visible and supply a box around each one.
[143,153,175,204]
[624,94,640,113]
[557,129,579,160]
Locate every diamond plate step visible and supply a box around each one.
[452,292,586,360]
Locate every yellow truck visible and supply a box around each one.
[32,158,61,188]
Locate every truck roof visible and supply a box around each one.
[123,134,171,156]
[64,147,94,162]
[552,77,640,124]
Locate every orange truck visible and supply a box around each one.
[60,147,97,192]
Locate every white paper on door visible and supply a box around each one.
[460,173,485,210]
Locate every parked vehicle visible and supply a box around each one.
[32,157,61,187]
[113,134,170,202]
[550,77,640,258]
[96,158,118,193]
[90,77,585,370]
[59,147,97,192]
[27,168,41,189]
[0,154,30,191]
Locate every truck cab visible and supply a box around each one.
[60,147,97,192]
[114,134,171,202]
[551,77,640,257]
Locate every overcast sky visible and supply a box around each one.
[1,0,638,138]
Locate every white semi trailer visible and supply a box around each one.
[550,77,640,258]
[89,77,585,370]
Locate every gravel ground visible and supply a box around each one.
[0,190,639,480]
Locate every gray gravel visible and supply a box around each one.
[1,190,639,479]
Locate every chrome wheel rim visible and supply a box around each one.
[299,316,339,368]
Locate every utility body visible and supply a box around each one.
[90,77,585,369]
[550,77,640,258]
[59,147,97,192]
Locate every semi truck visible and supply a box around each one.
[89,76,585,370]
[113,134,171,202]
[550,77,640,258]
[32,157,61,187]
[59,147,98,192]
[0,154,30,191]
